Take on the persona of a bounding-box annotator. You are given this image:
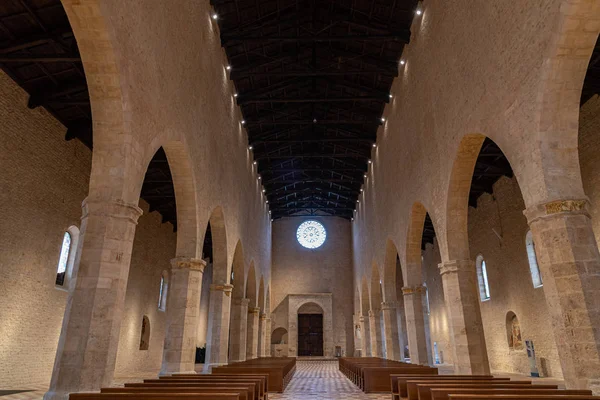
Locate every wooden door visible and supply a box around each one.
[298,314,324,356]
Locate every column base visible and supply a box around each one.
[44,390,85,400]
[202,362,229,373]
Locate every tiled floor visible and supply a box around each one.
[270,360,389,400]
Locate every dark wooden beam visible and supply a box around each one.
[0,54,81,62]
[245,119,381,125]
[256,153,369,160]
[222,34,410,44]
[233,70,393,78]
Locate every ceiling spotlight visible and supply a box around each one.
[248,145,253,150]
[389,94,393,99]
[380,117,386,122]
[226,65,231,71]
[253,161,257,165]
[241,120,246,125]
[266,200,269,204]
[364,174,367,178]
[269,210,271,214]
[400,60,406,65]
[351,218,354,221]
[262,189,266,193]
[360,188,363,192]
[372,143,377,148]
[234,93,238,98]
[313,118,317,123]
[416,9,422,15]
[271,219,274,222]
[356,200,359,203]
[212,13,218,20]
[258,175,261,180]
[368,160,372,164]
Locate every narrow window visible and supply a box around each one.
[139,315,150,350]
[158,271,168,311]
[526,231,543,288]
[55,232,71,286]
[424,284,431,315]
[433,342,440,364]
[476,255,491,301]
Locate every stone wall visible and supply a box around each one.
[422,240,452,366]
[467,176,563,378]
[271,217,354,357]
[0,71,176,386]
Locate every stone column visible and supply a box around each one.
[525,199,600,392]
[438,260,490,374]
[381,301,402,361]
[259,313,268,357]
[359,315,371,356]
[369,309,384,357]
[160,257,206,375]
[228,298,249,363]
[203,283,233,372]
[246,307,260,359]
[265,317,272,357]
[44,199,143,400]
[402,285,429,365]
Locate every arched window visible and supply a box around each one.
[506,311,523,350]
[158,270,169,311]
[526,231,543,288]
[424,283,431,315]
[476,255,491,301]
[55,226,80,289]
[139,315,150,350]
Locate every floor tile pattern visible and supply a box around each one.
[271,360,388,400]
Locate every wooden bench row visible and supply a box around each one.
[389,374,598,400]
[339,357,437,392]
[212,357,296,392]
[70,373,270,400]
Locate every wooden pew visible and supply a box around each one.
[418,385,558,400]
[212,358,296,393]
[363,366,438,393]
[102,386,253,400]
[406,380,533,400]
[157,375,268,400]
[447,395,599,400]
[70,393,241,400]
[430,388,591,400]
[390,375,496,400]
[131,381,263,400]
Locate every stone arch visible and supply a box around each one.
[444,134,486,261]
[293,299,330,357]
[246,262,257,307]
[505,311,523,351]
[231,240,245,298]
[258,276,265,311]
[298,302,324,314]
[265,285,271,314]
[405,202,428,285]
[271,328,288,344]
[383,238,401,302]
[370,263,383,310]
[360,276,370,316]
[532,0,600,206]
[207,206,228,284]
[60,0,144,204]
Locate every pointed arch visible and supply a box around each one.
[360,276,370,316]
[405,202,428,286]
[444,134,486,261]
[370,263,383,310]
[265,285,271,314]
[231,240,245,298]
[246,262,258,308]
[208,206,228,284]
[258,277,265,311]
[383,238,401,302]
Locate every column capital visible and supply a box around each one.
[438,259,475,276]
[359,315,367,323]
[259,313,267,320]
[210,283,234,296]
[381,301,398,310]
[402,285,426,295]
[170,257,206,272]
[233,297,250,306]
[368,309,381,316]
[524,198,590,224]
[248,307,260,315]
[82,197,143,224]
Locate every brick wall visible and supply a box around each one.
[0,71,176,386]
[271,217,354,357]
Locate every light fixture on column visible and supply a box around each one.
[368,160,372,164]
[266,200,269,204]
[400,59,406,65]
[360,188,363,192]
[372,143,377,148]
[258,175,261,180]
[253,161,257,165]
[212,13,218,20]
[364,174,367,178]
[389,93,393,99]
[241,120,246,125]
[262,189,266,193]
[234,93,238,98]
[380,117,386,123]
[248,145,253,150]
[226,65,231,71]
